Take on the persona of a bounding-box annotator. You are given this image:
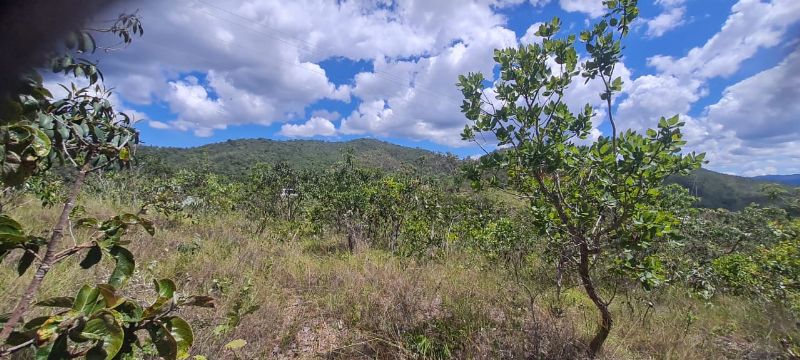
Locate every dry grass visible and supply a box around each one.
[1,199,796,359]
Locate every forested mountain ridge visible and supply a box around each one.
[137,138,460,178]
[666,168,795,210]
[137,138,794,210]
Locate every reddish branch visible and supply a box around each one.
[0,162,90,344]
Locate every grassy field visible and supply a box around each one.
[1,198,795,359]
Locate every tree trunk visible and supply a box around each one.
[390,219,401,253]
[345,218,356,254]
[554,253,566,313]
[578,240,612,359]
[0,164,88,343]
[347,230,355,253]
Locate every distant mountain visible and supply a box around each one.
[751,174,800,186]
[667,168,794,210]
[137,138,460,178]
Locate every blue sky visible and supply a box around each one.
[86,0,800,175]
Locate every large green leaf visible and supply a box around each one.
[30,127,52,157]
[72,284,100,314]
[23,316,50,331]
[155,278,177,299]
[107,246,134,288]
[0,214,27,245]
[143,279,176,319]
[82,310,124,360]
[165,317,194,360]
[115,300,144,323]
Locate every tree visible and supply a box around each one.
[240,162,302,234]
[0,13,211,358]
[457,0,704,356]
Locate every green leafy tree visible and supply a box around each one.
[239,162,302,234]
[0,13,212,359]
[319,151,378,252]
[457,1,703,356]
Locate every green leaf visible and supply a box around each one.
[76,218,101,229]
[67,317,87,342]
[30,128,52,157]
[82,310,124,360]
[6,330,36,346]
[35,297,75,308]
[114,299,144,323]
[80,245,103,269]
[118,147,130,161]
[165,317,194,360]
[0,214,27,245]
[143,279,177,319]
[72,284,100,313]
[155,278,177,299]
[224,339,247,350]
[107,246,135,288]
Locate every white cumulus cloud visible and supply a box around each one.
[558,0,607,18]
[279,116,338,137]
[645,6,686,37]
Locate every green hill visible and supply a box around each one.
[667,168,794,210]
[138,138,793,210]
[136,138,461,178]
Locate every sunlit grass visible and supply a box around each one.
[1,198,794,359]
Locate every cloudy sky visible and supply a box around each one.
[85,0,799,176]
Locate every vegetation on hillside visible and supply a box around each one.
[1,1,799,359]
[0,12,210,360]
[138,138,461,179]
[668,168,795,210]
[140,139,795,211]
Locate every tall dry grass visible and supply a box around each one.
[1,199,795,359]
